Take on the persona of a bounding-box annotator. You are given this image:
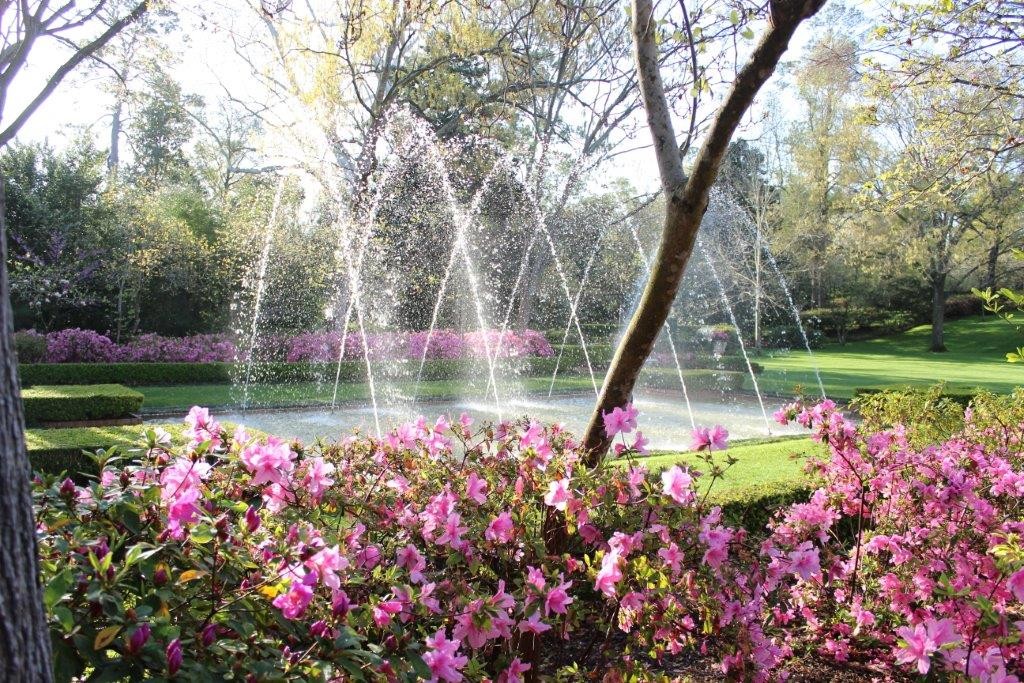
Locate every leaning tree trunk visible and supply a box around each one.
[0,182,53,680]
[930,271,947,352]
[581,0,826,462]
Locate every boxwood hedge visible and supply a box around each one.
[21,384,145,426]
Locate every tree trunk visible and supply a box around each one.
[0,181,53,680]
[985,238,1000,290]
[580,0,825,462]
[108,99,122,176]
[930,272,947,352]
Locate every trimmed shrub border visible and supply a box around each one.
[21,384,144,427]
[19,358,758,389]
[853,384,983,409]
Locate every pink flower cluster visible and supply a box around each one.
[286,328,554,363]
[766,399,1024,680]
[30,327,555,365]
[40,328,238,363]
[41,396,1024,681]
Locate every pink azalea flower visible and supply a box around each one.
[262,482,295,513]
[306,545,348,589]
[595,549,624,597]
[544,478,572,511]
[422,628,469,682]
[526,565,546,591]
[544,577,574,616]
[1008,568,1024,602]
[301,457,336,500]
[498,658,532,683]
[632,431,650,454]
[894,618,960,674]
[658,542,684,575]
[691,424,729,451]
[788,544,821,581]
[602,403,638,438]
[435,512,468,549]
[184,406,222,447]
[396,544,426,583]
[372,598,404,627]
[661,465,694,506]
[465,471,487,505]
[485,511,515,543]
[241,437,295,486]
[272,582,314,620]
[518,611,552,635]
[355,544,382,570]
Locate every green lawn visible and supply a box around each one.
[752,316,1023,399]
[137,376,597,414]
[620,436,820,495]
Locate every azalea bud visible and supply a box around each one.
[201,622,217,647]
[331,590,351,618]
[244,505,261,533]
[153,564,169,586]
[309,620,328,638]
[127,623,151,655]
[59,478,76,497]
[166,638,182,676]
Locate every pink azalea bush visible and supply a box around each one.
[286,329,554,363]
[33,395,1024,680]
[767,397,1024,680]
[36,406,775,680]
[30,327,554,364]
[40,328,238,363]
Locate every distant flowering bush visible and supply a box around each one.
[45,327,120,362]
[33,396,1024,680]
[37,328,238,364]
[286,328,554,363]
[26,327,553,365]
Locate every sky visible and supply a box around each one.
[5,0,878,197]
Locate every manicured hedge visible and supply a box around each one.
[548,343,615,369]
[20,362,236,386]
[21,384,144,426]
[716,480,812,534]
[20,358,572,388]
[636,367,746,392]
[25,424,178,476]
[26,423,259,477]
[853,384,983,409]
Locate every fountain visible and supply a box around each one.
[219,109,822,449]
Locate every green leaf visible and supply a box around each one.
[122,543,161,569]
[729,9,739,25]
[741,27,754,40]
[45,569,74,609]
[190,525,214,544]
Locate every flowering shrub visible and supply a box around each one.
[769,397,1024,680]
[26,328,553,365]
[45,327,120,362]
[36,406,775,681]
[38,328,239,363]
[286,329,554,363]
[34,396,1024,680]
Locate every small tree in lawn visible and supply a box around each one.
[581,0,826,461]
[0,1,148,678]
